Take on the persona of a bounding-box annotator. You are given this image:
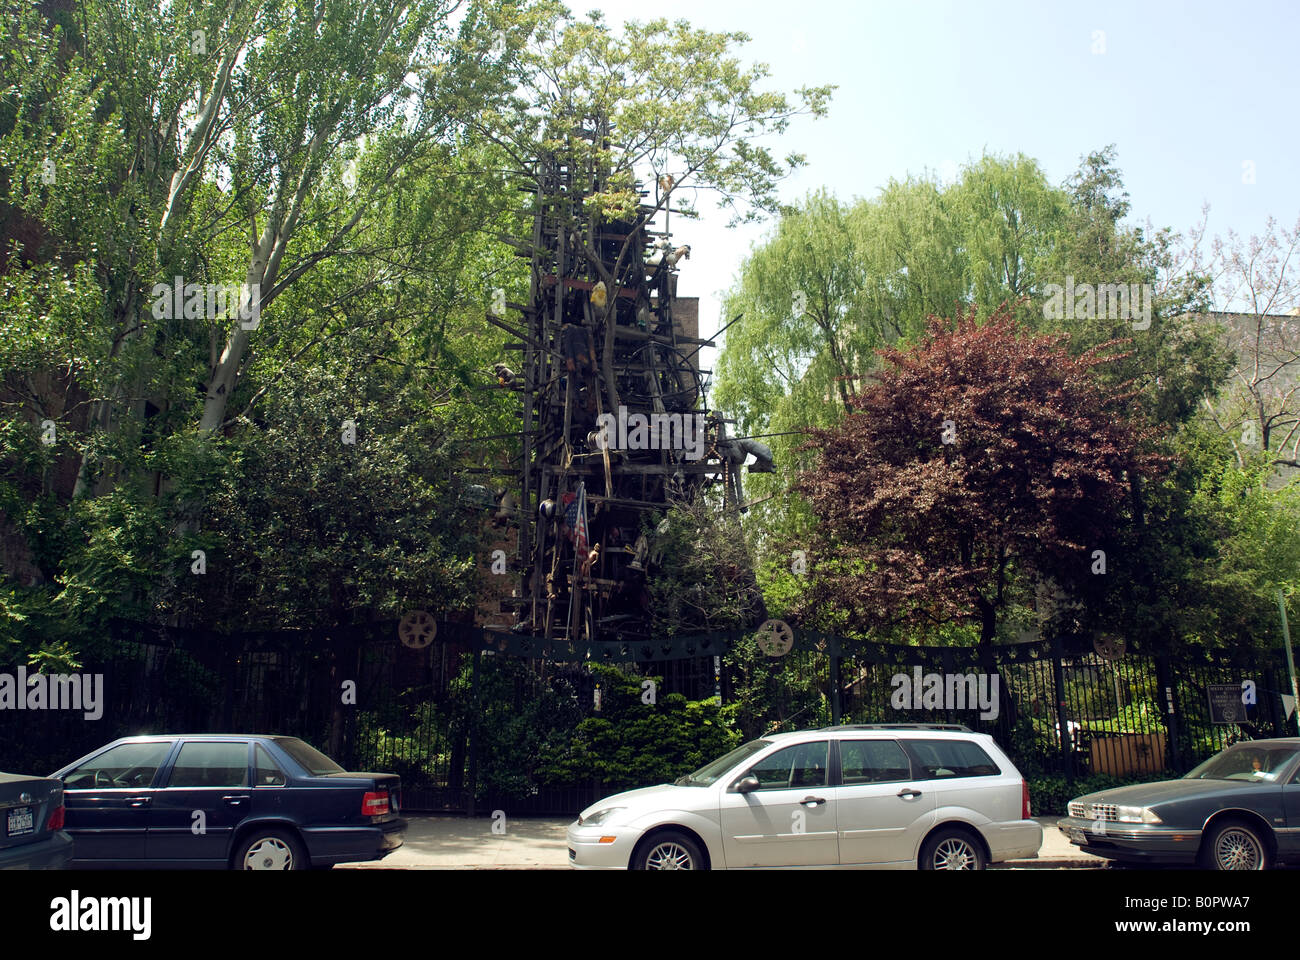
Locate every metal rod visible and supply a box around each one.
[680,313,744,363]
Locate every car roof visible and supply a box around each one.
[819,723,974,734]
[108,734,288,743]
[763,724,980,741]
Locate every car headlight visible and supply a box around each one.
[1115,805,1162,823]
[580,806,628,827]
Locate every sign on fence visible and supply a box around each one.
[1207,683,1256,724]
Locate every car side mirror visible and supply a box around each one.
[734,776,760,794]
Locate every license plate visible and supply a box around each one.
[1067,828,1086,845]
[6,806,34,837]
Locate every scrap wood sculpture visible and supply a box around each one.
[487,115,767,647]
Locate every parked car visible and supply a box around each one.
[0,772,73,869]
[51,735,406,869]
[1057,738,1300,870]
[566,723,1041,870]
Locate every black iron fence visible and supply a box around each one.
[2,620,1293,816]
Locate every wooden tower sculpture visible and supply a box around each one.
[488,117,771,646]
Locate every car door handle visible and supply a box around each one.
[222,795,249,806]
[799,796,826,807]
[126,796,152,808]
[897,789,923,800]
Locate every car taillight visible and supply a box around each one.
[1021,780,1032,820]
[48,805,65,831]
[361,791,389,816]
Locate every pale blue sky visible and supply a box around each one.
[572,0,1299,378]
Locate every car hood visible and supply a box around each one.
[1075,777,1273,807]
[577,783,708,821]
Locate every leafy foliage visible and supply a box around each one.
[536,663,739,789]
[645,493,765,636]
[797,305,1166,643]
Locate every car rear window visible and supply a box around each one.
[904,739,1001,779]
[275,738,345,776]
[255,745,287,786]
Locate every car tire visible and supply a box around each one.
[233,828,308,871]
[633,831,705,870]
[919,828,986,871]
[1201,820,1270,871]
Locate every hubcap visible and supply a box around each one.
[244,837,293,870]
[933,838,977,870]
[645,842,693,870]
[1215,830,1262,870]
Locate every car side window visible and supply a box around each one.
[745,741,828,790]
[63,742,172,789]
[255,745,287,787]
[166,742,250,788]
[904,739,1001,779]
[841,740,911,784]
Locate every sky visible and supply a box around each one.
[570,0,1300,383]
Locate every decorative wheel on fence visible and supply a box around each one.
[399,610,437,649]
[1093,634,1126,661]
[754,619,795,657]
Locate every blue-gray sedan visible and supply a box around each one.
[1058,738,1300,870]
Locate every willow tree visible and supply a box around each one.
[713,161,1058,597]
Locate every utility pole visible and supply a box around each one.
[1278,589,1299,736]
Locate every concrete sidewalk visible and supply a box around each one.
[338,815,1103,870]
[999,816,1106,869]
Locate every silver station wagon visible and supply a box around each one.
[567,723,1041,869]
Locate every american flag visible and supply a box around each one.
[572,482,589,555]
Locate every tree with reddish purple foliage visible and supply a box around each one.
[796,303,1169,647]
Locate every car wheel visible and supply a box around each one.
[635,831,705,870]
[920,828,986,870]
[1202,821,1269,871]
[234,828,308,871]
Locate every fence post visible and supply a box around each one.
[1156,653,1181,771]
[467,648,481,817]
[830,653,842,725]
[221,645,237,732]
[1051,639,1072,783]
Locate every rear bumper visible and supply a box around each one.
[303,817,407,866]
[983,819,1043,862]
[0,830,74,870]
[1056,817,1201,864]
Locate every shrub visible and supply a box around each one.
[1027,771,1177,816]
[536,663,741,790]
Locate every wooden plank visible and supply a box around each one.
[586,494,676,511]
[540,274,639,300]
[612,461,729,476]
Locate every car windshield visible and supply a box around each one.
[1184,745,1300,782]
[275,738,345,777]
[674,739,771,786]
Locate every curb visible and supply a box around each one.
[994,858,1106,869]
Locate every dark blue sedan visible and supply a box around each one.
[52,735,406,870]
